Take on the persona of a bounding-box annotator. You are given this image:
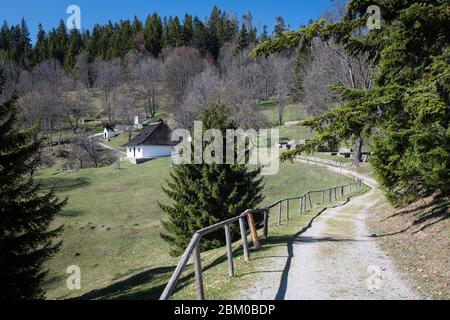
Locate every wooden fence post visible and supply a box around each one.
[299,197,303,214]
[286,200,290,221]
[278,202,282,226]
[329,189,332,203]
[193,242,205,300]
[247,212,261,250]
[239,217,250,262]
[321,191,325,205]
[263,210,269,239]
[224,224,234,277]
[308,193,313,209]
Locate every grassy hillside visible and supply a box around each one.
[38,159,354,299]
[258,100,307,126]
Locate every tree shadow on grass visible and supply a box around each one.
[74,266,176,300]
[38,176,90,193]
[73,252,233,300]
[57,210,85,218]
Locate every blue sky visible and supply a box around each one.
[1,0,333,42]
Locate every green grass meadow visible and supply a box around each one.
[38,158,355,300]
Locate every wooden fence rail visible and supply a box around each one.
[160,177,364,300]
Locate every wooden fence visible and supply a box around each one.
[159,178,363,300]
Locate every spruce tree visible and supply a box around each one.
[192,17,209,57]
[17,18,32,67]
[206,6,222,59]
[252,0,450,205]
[48,20,68,64]
[0,21,10,51]
[160,104,264,256]
[144,13,163,57]
[182,14,194,46]
[167,16,183,48]
[273,16,287,38]
[64,27,82,70]
[34,24,48,64]
[260,25,269,42]
[0,71,66,299]
[234,23,249,55]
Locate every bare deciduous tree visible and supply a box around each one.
[74,51,91,90]
[75,133,101,168]
[301,37,374,164]
[176,67,225,128]
[162,47,206,111]
[128,53,161,118]
[19,59,69,148]
[62,81,92,133]
[93,58,123,123]
[272,54,296,126]
[113,85,136,141]
[0,55,20,104]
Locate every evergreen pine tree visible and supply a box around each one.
[144,13,163,57]
[161,17,170,48]
[34,24,48,64]
[48,20,68,64]
[17,18,32,66]
[234,23,249,55]
[260,25,269,42]
[192,17,209,57]
[0,21,12,54]
[131,15,143,34]
[206,6,222,60]
[182,14,194,46]
[167,16,183,48]
[160,104,264,256]
[64,27,82,70]
[273,16,287,38]
[0,69,66,299]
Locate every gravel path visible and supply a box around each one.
[237,161,420,300]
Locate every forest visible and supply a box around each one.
[1,0,449,301]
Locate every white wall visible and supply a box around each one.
[104,129,118,139]
[127,145,173,160]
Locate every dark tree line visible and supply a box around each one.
[0,7,288,70]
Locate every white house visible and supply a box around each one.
[127,120,177,164]
[103,125,118,140]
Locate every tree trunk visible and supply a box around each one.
[353,137,363,166]
[278,104,283,127]
[58,129,62,152]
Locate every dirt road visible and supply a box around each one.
[237,161,419,300]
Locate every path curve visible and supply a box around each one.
[237,159,419,300]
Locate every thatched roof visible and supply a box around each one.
[127,121,177,147]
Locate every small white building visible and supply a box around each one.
[133,115,144,129]
[127,121,177,164]
[103,125,118,140]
